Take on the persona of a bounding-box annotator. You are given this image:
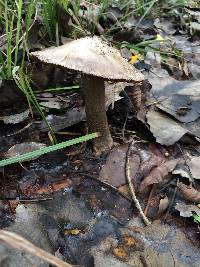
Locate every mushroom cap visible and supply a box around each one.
[30,36,144,81]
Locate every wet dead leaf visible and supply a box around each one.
[1,109,30,124]
[99,144,140,187]
[140,158,181,191]
[37,179,72,195]
[175,202,200,218]
[178,182,200,202]
[5,142,46,161]
[40,107,86,132]
[40,100,69,110]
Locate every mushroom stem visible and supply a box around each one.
[83,75,113,153]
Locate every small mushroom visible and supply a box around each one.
[30,36,144,153]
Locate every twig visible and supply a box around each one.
[0,230,73,267]
[125,140,151,225]
[122,114,128,142]
[144,184,156,216]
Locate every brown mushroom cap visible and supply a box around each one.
[30,36,144,81]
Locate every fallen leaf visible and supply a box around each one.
[105,82,127,110]
[175,202,200,218]
[172,164,191,180]
[140,158,181,191]
[177,182,200,202]
[1,109,30,124]
[129,54,142,64]
[99,144,140,187]
[64,229,81,235]
[112,247,128,260]
[188,156,200,179]
[146,109,188,145]
[40,107,86,132]
[5,142,46,161]
[158,196,169,215]
[36,179,72,195]
[157,94,200,123]
[123,236,136,247]
[155,34,164,42]
[39,100,69,109]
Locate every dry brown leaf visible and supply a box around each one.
[140,158,181,191]
[177,182,200,202]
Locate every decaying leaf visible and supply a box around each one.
[146,109,188,145]
[5,142,47,161]
[99,144,140,187]
[112,247,128,260]
[64,229,81,235]
[177,182,200,202]
[40,107,86,132]
[158,196,169,215]
[188,156,200,180]
[140,158,181,191]
[40,100,69,110]
[175,202,200,218]
[0,109,30,124]
[105,82,128,110]
[172,164,191,180]
[146,69,200,145]
[156,94,200,123]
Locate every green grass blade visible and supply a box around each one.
[0,133,99,167]
[5,2,14,78]
[14,0,23,66]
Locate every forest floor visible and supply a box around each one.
[0,1,200,266]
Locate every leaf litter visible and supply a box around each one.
[1,1,200,266]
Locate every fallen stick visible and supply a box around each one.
[125,140,151,225]
[0,230,73,267]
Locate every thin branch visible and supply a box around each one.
[125,140,151,225]
[0,230,73,267]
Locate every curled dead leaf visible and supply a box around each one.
[177,182,200,202]
[140,158,181,191]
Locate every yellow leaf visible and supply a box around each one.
[129,54,142,64]
[156,34,164,42]
[64,229,81,235]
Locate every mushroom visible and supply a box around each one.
[30,37,144,153]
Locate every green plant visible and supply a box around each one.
[0,132,99,167]
[193,214,200,224]
[0,1,59,141]
[12,67,57,143]
[40,0,58,41]
[0,0,35,79]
